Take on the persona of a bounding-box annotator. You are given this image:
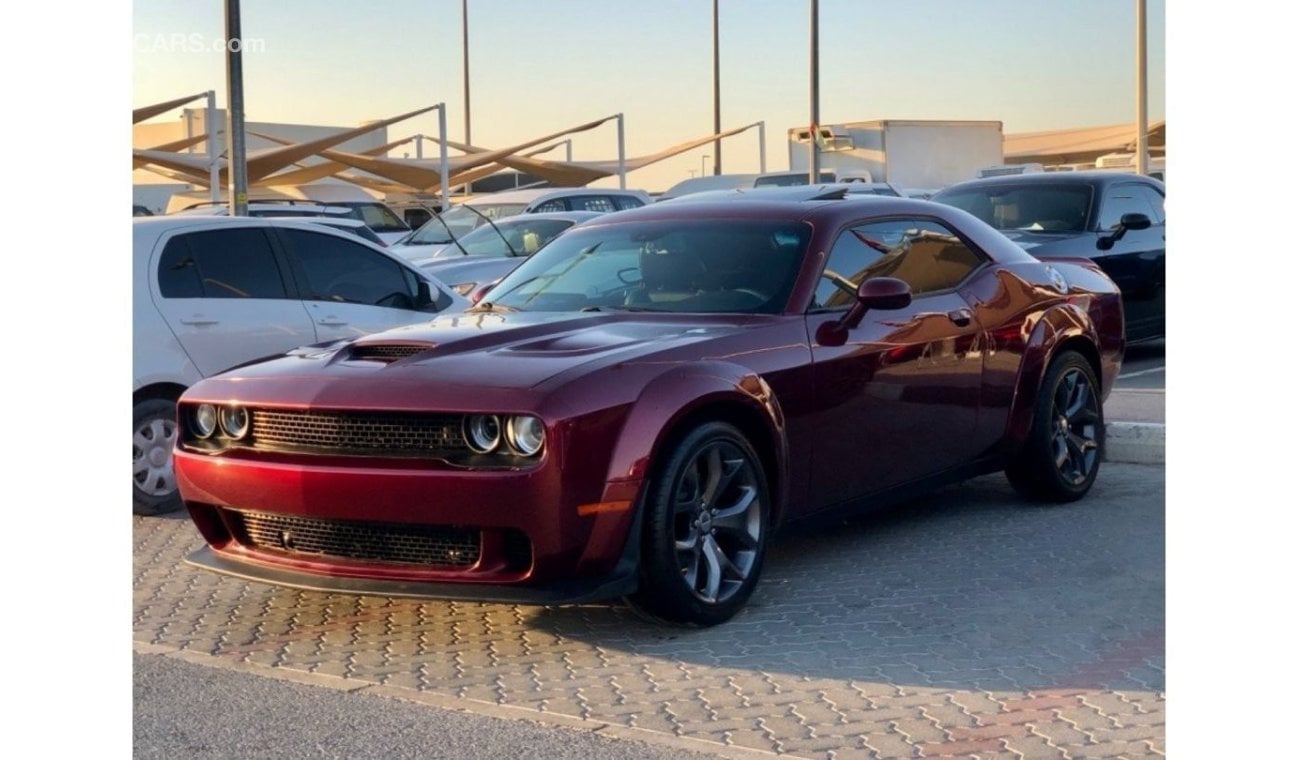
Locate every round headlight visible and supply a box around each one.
[219,406,250,440]
[506,415,545,456]
[193,404,218,439]
[463,414,501,453]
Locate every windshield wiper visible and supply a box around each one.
[459,205,522,257]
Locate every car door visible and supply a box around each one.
[274,227,446,341]
[1094,182,1165,341]
[150,225,318,377]
[805,217,987,509]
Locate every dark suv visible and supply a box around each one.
[932,171,1165,343]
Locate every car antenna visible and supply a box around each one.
[458,204,522,258]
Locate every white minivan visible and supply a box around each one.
[132,216,467,515]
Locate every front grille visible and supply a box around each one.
[229,509,481,568]
[250,410,465,456]
[349,343,431,362]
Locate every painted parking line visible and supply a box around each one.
[1118,365,1166,380]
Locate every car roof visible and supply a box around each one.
[261,215,369,228]
[937,171,1164,194]
[475,210,606,224]
[464,187,651,206]
[579,187,935,225]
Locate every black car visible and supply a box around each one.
[932,171,1165,343]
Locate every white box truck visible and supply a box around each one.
[788,120,1004,193]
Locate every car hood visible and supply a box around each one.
[255,311,765,393]
[997,229,1099,258]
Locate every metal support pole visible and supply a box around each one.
[712,0,721,175]
[462,0,472,195]
[415,133,423,160]
[224,0,248,215]
[758,121,767,173]
[437,104,450,211]
[808,0,820,184]
[565,138,572,162]
[1136,0,1149,176]
[206,91,220,202]
[617,113,627,189]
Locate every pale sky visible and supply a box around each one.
[133,0,1166,192]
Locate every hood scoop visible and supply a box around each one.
[347,342,435,364]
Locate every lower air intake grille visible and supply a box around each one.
[229,510,481,568]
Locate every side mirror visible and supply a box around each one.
[815,277,911,347]
[1097,212,1152,250]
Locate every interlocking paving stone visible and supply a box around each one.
[135,466,1165,758]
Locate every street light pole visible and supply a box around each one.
[1136,0,1149,176]
[224,0,249,216]
[712,0,721,175]
[462,0,472,195]
[808,0,820,185]
[206,90,220,203]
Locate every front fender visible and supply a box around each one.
[1003,303,1101,450]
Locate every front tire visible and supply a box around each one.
[626,422,770,626]
[133,399,182,516]
[1006,350,1104,502]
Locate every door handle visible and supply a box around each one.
[180,317,218,326]
[317,318,348,327]
[947,308,973,327]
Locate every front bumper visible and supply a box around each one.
[186,545,638,604]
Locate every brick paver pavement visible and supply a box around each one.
[134,465,1165,759]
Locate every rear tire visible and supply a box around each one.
[133,399,182,516]
[625,422,770,626]
[1006,350,1104,503]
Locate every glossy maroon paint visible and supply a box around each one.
[174,195,1124,600]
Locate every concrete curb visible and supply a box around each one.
[1105,421,1165,465]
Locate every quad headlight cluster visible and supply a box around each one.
[462,414,545,457]
[191,403,250,440]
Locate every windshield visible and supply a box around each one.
[334,202,409,232]
[403,203,529,245]
[426,218,575,260]
[480,219,811,314]
[934,184,1093,233]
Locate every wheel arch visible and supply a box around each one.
[604,363,790,528]
[1004,304,1102,452]
[133,382,187,407]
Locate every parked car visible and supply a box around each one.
[133,216,467,516]
[171,201,412,246]
[390,187,651,254]
[174,193,1123,625]
[268,216,390,247]
[931,171,1165,343]
[404,211,601,296]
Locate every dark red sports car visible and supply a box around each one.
[175,188,1124,626]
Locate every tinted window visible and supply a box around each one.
[280,229,420,309]
[158,228,287,299]
[935,184,1093,233]
[340,202,409,232]
[1132,184,1165,224]
[1097,184,1161,230]
[815,219,984,308]
[613,196,645,210]
[532,199,567,213]
[570,196,616,213]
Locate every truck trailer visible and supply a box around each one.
[788,119,1004,193]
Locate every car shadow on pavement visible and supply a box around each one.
[526,468,1165,693]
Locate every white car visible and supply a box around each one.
[132,216,468,516]
[388,187,651,261]
[171,201,413,246]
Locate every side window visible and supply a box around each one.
[613,195,645,210]
[532,199,567,213]
[280,229,420,310]
[813,219,984,308]
[1097,184,1160,230]
[1132,185,1165,224]
[158,228,287,299]
[571,196,616,213]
